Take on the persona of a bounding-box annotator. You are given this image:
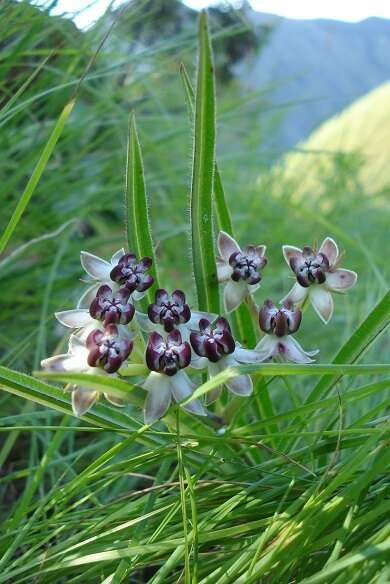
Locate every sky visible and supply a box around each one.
[40,0,390,30]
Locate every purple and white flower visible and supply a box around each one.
[79,248,154,308]
[147,289,191,332]
[85,323,133,374]
[41,327,132,416]
[190,316,263,400]
[216,231,267,313]
[136,288,215,342]
[255,300,318,363]
[56,285,135,334]
[142,329,206,423]
[282,237,357,323]
[110,253,154,293]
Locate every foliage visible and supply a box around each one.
[0,2,389,583]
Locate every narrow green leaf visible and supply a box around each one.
[0,99,75,254]
[190,12,220,313]
[125,113,159,307]
[180,62,256,347]
[35,371,144,406]
[306,289,390,403]
[181,363,390,405]
[0,366,140,433]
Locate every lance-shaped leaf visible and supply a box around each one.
[181,63,256,347]
[0,366,142,433]
[125,113,159,308]
[189,12,220,314]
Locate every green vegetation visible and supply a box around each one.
[0,2,389,583]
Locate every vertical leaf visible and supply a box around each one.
[125,113,159,308]
[181,63,256,346]
[190,11,220,314]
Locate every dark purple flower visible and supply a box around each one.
[86,324,133,373]
[190,317,235,362]
[110,253,154,293]
[147,289,191,332]
[288,246,329,288]
[146,330,191,376]
[89,285,135,326]
[229,245,267,285]
[259,299,302,338]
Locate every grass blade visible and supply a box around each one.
[190,12,220,314]
[0,99,75,255]
[125,113,159,307]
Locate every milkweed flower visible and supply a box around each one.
[41,326,133,415]
[216,231,267,313]
[136,288,215,341]
[79,248,154,308]
[282,237,357,323]
[56,285,135,333]
[255,300,318,363]
[190,316,263,400]
[142,329,206,424]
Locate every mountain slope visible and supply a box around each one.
[267,82,390,201]
[238,13,390,151]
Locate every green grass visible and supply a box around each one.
[0,2,389,583]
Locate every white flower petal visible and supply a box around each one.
[217,257,232,282]
[104,393,125,407]
[136,311,158,333]
[310,286,334,323]
[111,248,126,266]
[326,269,357,292]
[77,283,102,309]
[224,280,247,313]
[68,334,88,354]
[225,373,253,396]
[72,388,98,416]
[55,309,93,329]
[170,370,207,416]
[80,251,112,280]
[217,231,241,262]
[143,372,172,424]
[319,237,339,267]
[42,353,88,372]
[282,245,302,267]
[188,310,218,328]
[254,335,279,361]
[281,282,309,306]
[233,345,265,364]
[190,355,209,370]
[279,336,317,364]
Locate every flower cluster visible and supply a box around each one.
[42,234,357,423]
